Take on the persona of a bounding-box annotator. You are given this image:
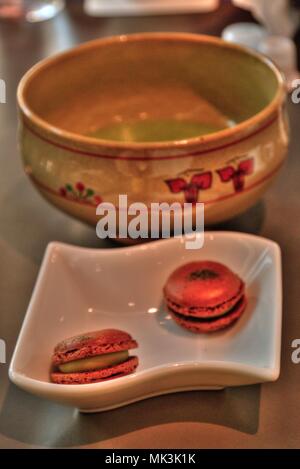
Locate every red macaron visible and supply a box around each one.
[51,329,138,384]
[164,261,247,333]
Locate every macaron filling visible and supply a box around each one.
[169,296,245,324]
[58,350,129,373]
[165,281,245,319]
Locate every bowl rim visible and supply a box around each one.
[17,32,286,152]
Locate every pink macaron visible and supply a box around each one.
[51,329,138,384]
[164,261,247,333]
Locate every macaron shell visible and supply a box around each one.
[170,296,247,334]
[51,356,138,385]
[164,261,244,309]
[52,329,138,366]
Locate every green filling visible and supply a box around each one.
[59,350,129,373]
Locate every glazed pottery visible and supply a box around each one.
[17,33,289,231]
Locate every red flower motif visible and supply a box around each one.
[59,187,67,197]
[76,182,85,193]
[94,195,103,205]
[165,172,212,204]
[217,158,254,193]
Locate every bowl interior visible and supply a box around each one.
[22,35,280,143]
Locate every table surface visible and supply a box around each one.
[0,1,299,449]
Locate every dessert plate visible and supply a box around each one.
[84,0,220,17]
[9,232,282,412]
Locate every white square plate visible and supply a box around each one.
[9,232,282,412]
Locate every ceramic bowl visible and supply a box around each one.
[18,33,288,231]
